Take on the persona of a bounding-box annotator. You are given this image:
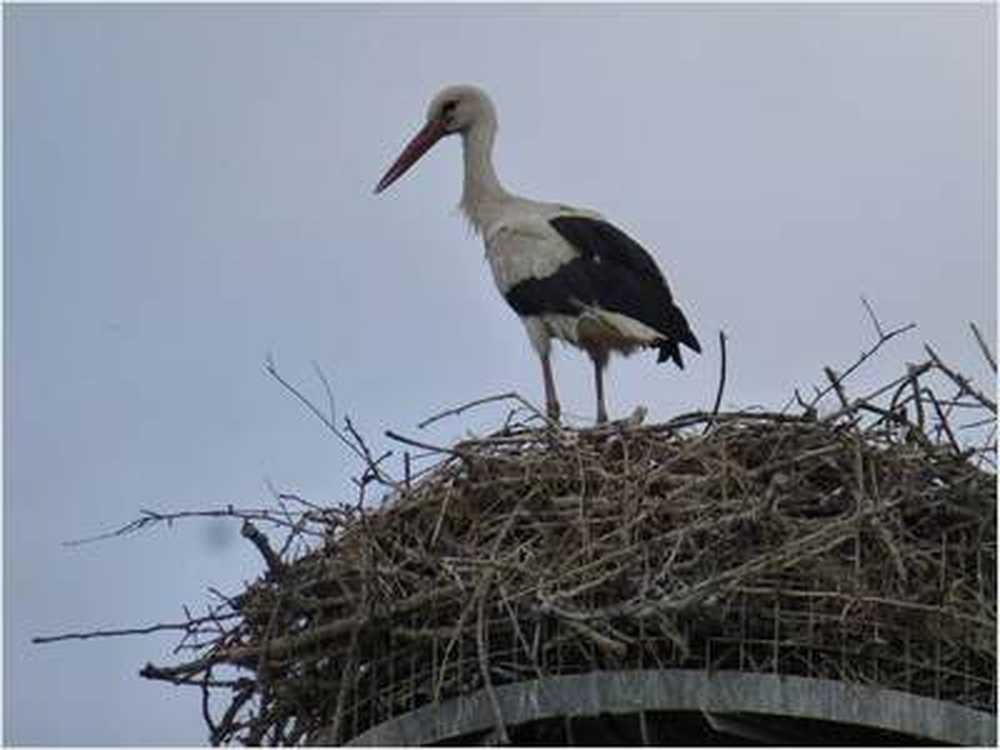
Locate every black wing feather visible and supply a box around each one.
[504,216,701,367]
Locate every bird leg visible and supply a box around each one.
[590,349,610,424]
[540,353,561,422]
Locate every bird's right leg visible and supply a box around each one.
[523,318,560,422]
[592,357,609,425]
[540,353,561,422]
[588,347,610,425]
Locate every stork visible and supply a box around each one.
[375,85,701,424]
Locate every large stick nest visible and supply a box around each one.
[130,336,996,746]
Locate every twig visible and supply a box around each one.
[311,359,338,426]
[200,666,218,743]
[326,606,364,745]
[33,614,238,644]
[907,363,926,431]
[344,415,396,495]
[824,366,850,410]
[418,392,528,429]
[384,429,469,459]
[923,386,963,455]
[969,322,996,373]
[63,506,324,547]
[860,295,885,339]
[274,491,324,512]
[265,355,400,488]
[477,575,510,745]
[702,330,728,435]
[265,356,350,450]
[210,685,255,746]
[241,520,285,577]
[819,362,931,426]
[809,309,915,409]
[925,344,997,415]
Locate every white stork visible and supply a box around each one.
[375,85,701,424]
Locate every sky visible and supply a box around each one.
[4,3,995,745]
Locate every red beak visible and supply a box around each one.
[374,119,448,194]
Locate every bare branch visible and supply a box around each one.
[808,309,915,410]
[33,613,238,645]
[63,506,324,547]
[265,356,355,452]
[241,520,285,577]
[384,429,468,459]
[925,343,997,414]
[311,359,338,425]
[860,294,885,339]
[702,330,728,434]
[418,392,524,429]
[418,391,552,430]
[265,356,400,490]
[969,322,996,373]
[923,385,963,455]
[824,366,850,410]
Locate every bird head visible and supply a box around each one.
[374,84,495,194]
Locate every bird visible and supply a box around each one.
[374,84,701,424]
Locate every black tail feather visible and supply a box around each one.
[656,328,701,368]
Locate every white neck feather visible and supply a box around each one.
[459,116,511,234]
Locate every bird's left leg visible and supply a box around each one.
[540,352,561,422]
[590,349,610,424]
[523,318,560,422]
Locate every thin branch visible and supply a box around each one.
[923,386,963,455]
[33,614,238,644]
[241,520,285,577]
[343,415,395,492]
[476,575,510,745]
[907,363,926,432]
[384,429,469,459]
[311,359,338,426]
[265,356,399,488]
[810,325,916,410]
[265,356,359,455]
[702,330,728,434]
[63,506,323,547]
[274,491,324,513]
[824,366,850,410]
[200,666,218,743]
[808,300,915,409]
[969,322,996,373]
[860,294,885,339]
[925,344,997,414]
[418,392,521,429]
[210,685,256,746]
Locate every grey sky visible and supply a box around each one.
[5,3,995,744]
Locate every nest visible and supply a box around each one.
[129,336,996,746]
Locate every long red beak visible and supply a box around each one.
[374,119,448,194]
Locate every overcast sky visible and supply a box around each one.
[5,3,995,745]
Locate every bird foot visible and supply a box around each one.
[625,405,648,427]
[546,401,561,423]
[595,406,646,428]
[595,403,609,424]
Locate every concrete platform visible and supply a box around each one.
[330,669,995,746]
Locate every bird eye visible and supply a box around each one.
[442,100,458,115]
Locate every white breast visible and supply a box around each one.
[483,204,601,295]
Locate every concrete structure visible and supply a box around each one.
[332,669,996,746]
